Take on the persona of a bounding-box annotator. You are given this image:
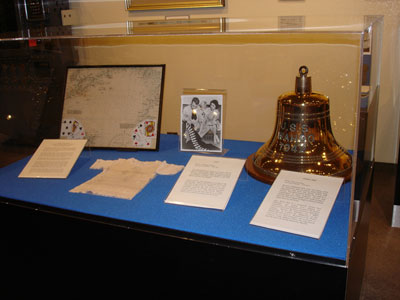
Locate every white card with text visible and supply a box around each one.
[18,139,87,179]
[250,170,344,239]
[165,155,245,210]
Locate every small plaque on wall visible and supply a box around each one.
[278,16,305,30]
[60,65,165,150]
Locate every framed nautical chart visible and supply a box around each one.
[60,65,165,150]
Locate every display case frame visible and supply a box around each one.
[0,15,383,299]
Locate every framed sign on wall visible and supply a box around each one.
[125,0,225,11]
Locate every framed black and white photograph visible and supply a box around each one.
[60,65,165,150]
[180,94,223,153]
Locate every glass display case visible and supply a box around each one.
[0,10,383,299]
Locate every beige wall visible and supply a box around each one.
[76,34,361,150]
[69,0,400,163]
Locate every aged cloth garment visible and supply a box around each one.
[70,158,184,200]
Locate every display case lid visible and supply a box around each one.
[0,15,383,42]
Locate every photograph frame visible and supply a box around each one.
[180,94,224,153]
[60,65,165,151]
[125,0,225,11]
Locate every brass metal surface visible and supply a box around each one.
[245,66,352,184]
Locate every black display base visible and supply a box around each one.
[1,197,368,300]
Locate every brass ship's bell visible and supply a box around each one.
[245,66,352,184]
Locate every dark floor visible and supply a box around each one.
[359,163,400,300]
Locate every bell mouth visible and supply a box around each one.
[245,152,352,185]
[245,154,276,184]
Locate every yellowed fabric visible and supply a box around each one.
[70,158,184,200]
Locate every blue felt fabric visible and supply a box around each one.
[0,134,350,261]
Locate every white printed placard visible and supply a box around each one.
[250,170,344,239]
[165,155,245,210]
[18,139,87,179]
